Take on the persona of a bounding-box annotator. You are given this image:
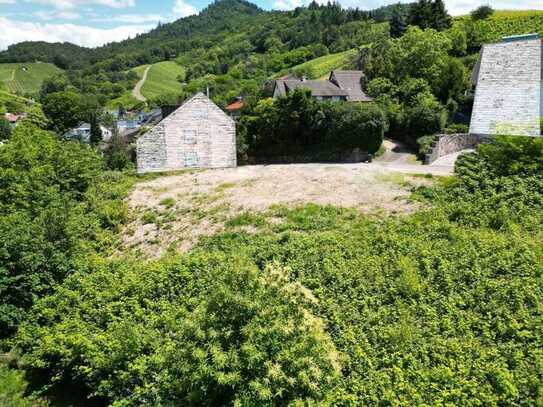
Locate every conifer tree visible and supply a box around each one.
[89,112,102,145]
[390,4,407,38]
[431,0,452,30]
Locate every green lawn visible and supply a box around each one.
[278,49,358,79]
[0,62,62,96]
[140,61,186,100]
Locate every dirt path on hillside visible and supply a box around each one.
[122,163,446,257]
[132,66,150,102]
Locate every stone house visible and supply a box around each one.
[272,70,372,102]
[137,92,236,174]
[470,33,542,137]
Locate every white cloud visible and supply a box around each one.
[0,17,153,50]
[273,0,304,10]
[173,0,197,17]
[34,10,81,20]
[26,0,135,10]
[94,13,165,23]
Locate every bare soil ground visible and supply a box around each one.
[122,163,441,257]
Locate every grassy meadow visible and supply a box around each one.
[140,61,186,100]
[280,48,358,79]
[0,62,62,96]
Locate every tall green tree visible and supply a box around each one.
[42,91,85,135]
[0,118,11,141]
[389,4,407,38]
[89,112,102,144]
[431,0,452,30]
[408,0,451,31]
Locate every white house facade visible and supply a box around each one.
[136,92,236,174]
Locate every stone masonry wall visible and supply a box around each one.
[470,39,541,136]
[137,93,236,173]
[425,133,488,164]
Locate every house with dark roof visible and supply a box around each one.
[469,33,542,137]
[272,70,371,103]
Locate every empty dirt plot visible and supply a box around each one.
[123,163,438,257]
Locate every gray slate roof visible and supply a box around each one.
[329,70,372,102]
[283,79,348,97]
[470,39,543,85]
[273,70,371,101]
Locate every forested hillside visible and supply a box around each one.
[0,0,409,109]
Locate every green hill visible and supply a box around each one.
[140,61,186,100]
[283,49,358,79]
[0,62,62,96]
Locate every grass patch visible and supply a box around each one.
[225,212,267,228]
[159,197,176,208]
[141,210,158,225]
[215,182,236,192]
[277,49,357,79]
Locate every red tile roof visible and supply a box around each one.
[5,113,21,123]
[225,100,244,111]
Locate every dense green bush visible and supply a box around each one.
[477,135,543,176]
[13,136,543,405]
[241,89,385,159]
[17,256,341,406]
[0,124,133,340]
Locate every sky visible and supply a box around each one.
[1,0,543,51]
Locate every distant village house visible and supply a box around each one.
[65,122,113,142]
[137,92,236,174]
[273,70,372,102]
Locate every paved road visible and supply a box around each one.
[132,66,150,102]
[430,149,474,167]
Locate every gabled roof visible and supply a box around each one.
[282,79,348,97]
[470,38,543,85]
[329,70,372,102]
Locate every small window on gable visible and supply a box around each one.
[192,108,208,119]
[184,129,197,144]
[184,152,198,167]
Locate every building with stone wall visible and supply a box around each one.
[470,34,542,137]
[137,93,236,173]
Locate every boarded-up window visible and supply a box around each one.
[184,129,197,144]
[184,152,198,167]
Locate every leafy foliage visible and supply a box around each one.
[471,5,494,21]
[17,258,341,406]
[14,137,543,405]
[240,89,385,159]
[0,124,133,340]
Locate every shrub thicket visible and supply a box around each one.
[0,124,133,341]
[12,137,543,405]
[240,89,385,159]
